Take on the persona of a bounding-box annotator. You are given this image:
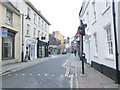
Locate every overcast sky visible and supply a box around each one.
[29,0,83,39]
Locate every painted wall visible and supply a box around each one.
[80,1,116,69]
[53,31,65,53]
[118,1,120,71]
[1,2,21,64]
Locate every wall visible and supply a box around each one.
[0,1,2,63]
[80,1,119,81]
[118,0,120,73]
[1,2,21,64]
[53,31,64,53]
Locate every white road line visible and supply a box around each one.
[52,75,55,77]
[70,74,73,88]
[22,74,25,75]
[37,74,41,76]
[44,74,47,77]
[29,74,32,76]
[75,68,79,88]
[65,67,70,77]
[63,59,70,67]
[61,75,64,78]
[15,74,18,76]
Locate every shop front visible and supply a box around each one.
[2,27,17,60]
[25,38,37,60]
[37,38,48,58]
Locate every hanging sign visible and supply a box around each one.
[2,28,8,37]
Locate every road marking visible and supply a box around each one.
[15,74,18,76]
[65,67,70,77]
[29,74,32,76]
[61,75,64,77]
[52,75,55,77]
[75,68,79,88]
[37,74,41,76]
[44,74,47,77]
[70,74,73,88]
[22,74,25,76]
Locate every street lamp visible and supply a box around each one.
[21,14,31,62]
[78,20,87,75]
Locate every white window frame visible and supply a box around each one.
[27,7,31,17]
[38,17,41,27]
[104,24,114,60]
[93,32,98,56]
[6,9,12,25]
[92,1,96,21]
[105,0,110,8]
[26,24,30,36]
[42,20,44,29]
[33,28,36,38]
[34,13,37,24]
[38,30,40,37]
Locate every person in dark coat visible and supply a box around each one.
[74,50,77,56]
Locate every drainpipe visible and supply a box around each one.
[112,0,119,84]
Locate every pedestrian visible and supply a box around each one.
[25,51,30,62]
[74,50,77,56]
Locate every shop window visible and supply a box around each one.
[2,34,14,60]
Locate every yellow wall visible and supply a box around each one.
[53,31,65,53]
[1,3,20,63]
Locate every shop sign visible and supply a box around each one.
[2,28,8,37]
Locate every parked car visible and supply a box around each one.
[62,51,67,54]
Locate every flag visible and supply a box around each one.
[75,31,80,37]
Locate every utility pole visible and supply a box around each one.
[78,20,87,75]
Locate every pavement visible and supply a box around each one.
[69,54,119,89]
[0,54,120,89]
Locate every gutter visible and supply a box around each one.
[112,0,120,84]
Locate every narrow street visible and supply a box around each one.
[2,54,73,88]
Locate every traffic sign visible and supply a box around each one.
[2,28,8,37]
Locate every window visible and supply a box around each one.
[38,17,41,27]
[45,23,47,30]
[105,25,113,55]
[38,31,40,37]
[42,20,44,29]
[93,33,98,54]
[33,28,36,38]
[27,24,30,36]
[27,7,31,16]
[87,11,89,23]
[92,1,96,20]
[34,13,37,24]
[105,0,110,8]
[6,9,13,25]
[2,32,15,60]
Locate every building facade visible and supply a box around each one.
[53,31,65,53]
[10,0,50,60]
[0,0,21,65]
[79,0,120,83]
[49,34,61,55]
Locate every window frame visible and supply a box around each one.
[6,9,13,25]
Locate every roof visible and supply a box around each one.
[24,0,51,25]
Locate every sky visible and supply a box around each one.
[29,0,83,39]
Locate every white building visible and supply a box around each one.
[79,0,120,84]
[10,0,51,60]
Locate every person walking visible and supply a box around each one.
[74,50,77,56]
[25,51,30,62]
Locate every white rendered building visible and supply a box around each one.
[79,0,120,83]
[10,0,50,60]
